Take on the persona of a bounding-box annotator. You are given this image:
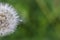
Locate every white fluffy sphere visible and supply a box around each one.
[0,3,19,36]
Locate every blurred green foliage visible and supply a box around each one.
[0,0,60,40]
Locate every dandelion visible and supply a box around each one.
[0,3,20,36]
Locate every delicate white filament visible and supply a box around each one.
[0,3,19,36]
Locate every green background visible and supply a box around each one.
[0,0,60,40]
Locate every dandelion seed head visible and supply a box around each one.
[0,3,20,36]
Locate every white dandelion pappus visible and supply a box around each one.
[0,3,19,36]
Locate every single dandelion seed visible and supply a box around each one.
[0,3,20,37]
